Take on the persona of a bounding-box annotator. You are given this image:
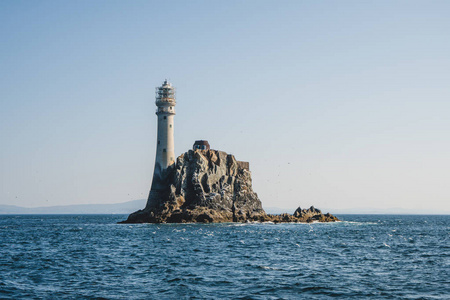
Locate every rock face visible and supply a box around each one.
[120,149,339,224]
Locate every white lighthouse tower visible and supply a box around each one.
[146,79,176,207]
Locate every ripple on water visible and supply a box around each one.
[0,215,449,299]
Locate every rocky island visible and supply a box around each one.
[120,149,339,224]
[120,80,338,224]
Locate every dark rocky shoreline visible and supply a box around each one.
[120,149,339,224]
[120,205,339,224]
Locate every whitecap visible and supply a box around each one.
[257,265,282,271]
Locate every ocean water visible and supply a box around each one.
[0,215,448,299]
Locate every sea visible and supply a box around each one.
[0,214,448,299]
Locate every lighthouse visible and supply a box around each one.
[146,79,176,208]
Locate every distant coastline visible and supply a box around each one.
[0,199,146,215]
[0,200,447,215]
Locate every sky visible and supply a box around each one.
[1,0,449,213]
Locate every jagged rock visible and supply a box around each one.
[293,206,321,218]
[120,149,339,224]
[268,206,339,223]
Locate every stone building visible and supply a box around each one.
[193,140,210,150]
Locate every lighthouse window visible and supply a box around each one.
[170,107,172,110]
[164,116,167,120]
[170,124,172,128]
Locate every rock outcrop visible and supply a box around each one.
[267,206,339,223]
[120,149,339,224]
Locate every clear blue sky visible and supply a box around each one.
[1,0,449,212]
